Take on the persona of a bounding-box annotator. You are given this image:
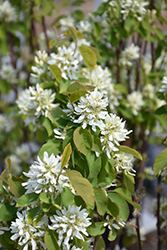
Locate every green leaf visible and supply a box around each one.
[61,188,74,208]
[123,174,134,193]
[16,193,39,207]
[97,236,106,250]
[40,192,51,204]
[73,127,93,156]
[153,148,167,177]
[87,222,105,236]
[79,44,97,70]
[50,64,62,84]
[49,40,56,49]
[6,158,11,171]
[108,228,117,241]
[92,135,102,153]
[67,81,86,93]
[42,203,52,212]
[38,140,62,158]
[108,193,129,221]
[44,230,60,250]
[96,2,109,15]
[86,151,101,178]
[94,187,108,215]
[114,188,141,209]
[42,117,53,136]
[89,46,101,58]
[0,168,10,184]
[0,203,17,221]
[107,200,119,217]
[67,170,94,207]
[70,90,87,103]
[119,145,142,160]
[8,176,25,197]
[61,143,72,168]
[27,206,40,224]
[0,182,8,194]
[48,107,67,128]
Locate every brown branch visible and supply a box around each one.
[136,216,142,250]
[7,32,16,69]
[42,16,50,55]
[93,236,98,250]
[30,1,40,52]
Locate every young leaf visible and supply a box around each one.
[97,236,106,250]
[73,127,93,156]
[70,90,87,103]
[44,230,60,250]
[50,64,62,84]
[8,176,25,197]
[93,187,108,215]
[61,188,74,208]
[153,148,167,177]
[39,192,51,204]
[107,200,119,217]
[16,193,39,207]
[61,143,72,168]
[119,145,142,160]
[108,228,117,241]
[79,44,97,70]
[27,206,40,224]
[67,170,94,207]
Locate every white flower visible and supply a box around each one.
[104,215,125,230]
[126,91,144,115]
[49,205,91,250]
[48,45,81,80]
[77,20,92,33]
[10,209,47,250]
[120,44,140,67]
[54,128,67,140]
[0,63,17,83]
[59,16,75,32]
[15,142,39,164]
[125,218,145,240]
[22,151,71,195]
[114,244,127,250]
[73,88,108,132]
[114,152,136,176]
[100,114,132,158]
[0,0,17,22]
[16,84,58,126]
[144,167,154,176]
[121,0,149,21]
[143,84,155,99]
[0,226,10,235]
[0,114,13,133]
[159,76,167,93]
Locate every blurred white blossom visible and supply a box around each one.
[159,76,167,93]
[0,0,17,22]
[126,91,144,115]
[120,44,140,67]
[0,63,17,84]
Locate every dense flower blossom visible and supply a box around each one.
[0,0,17,22]
[48,45,81,80]
[10,209,47,250]
[59,16,75,32]
[126,91,144,115]
[16,84,57,126]
[100,114,132,158]
[81,65,122,111]
[114,152,136,176]
[121,0,149,21]
[0,63,17,83]
[73,88,108,132]
[49,205,91,250]
[22,151,71,195]
[120,44,140,67]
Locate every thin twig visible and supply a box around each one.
[42,16,50,55]
[136,216,142,250]
[30,1,40,51]
[93,236,98,250]
[157,175,161,250]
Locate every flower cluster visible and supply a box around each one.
[104,215,126,230]
[81,65,122,111]
[49,205,91,250]
[120,44,140,67]
[0,0,17,22]
[159,76,167,93]
[114,152,135,176]
[0,62,17,84]
[10,209,48,250]
[126,91,144,115]
[22,151,71,195]
[16,83,57,127]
